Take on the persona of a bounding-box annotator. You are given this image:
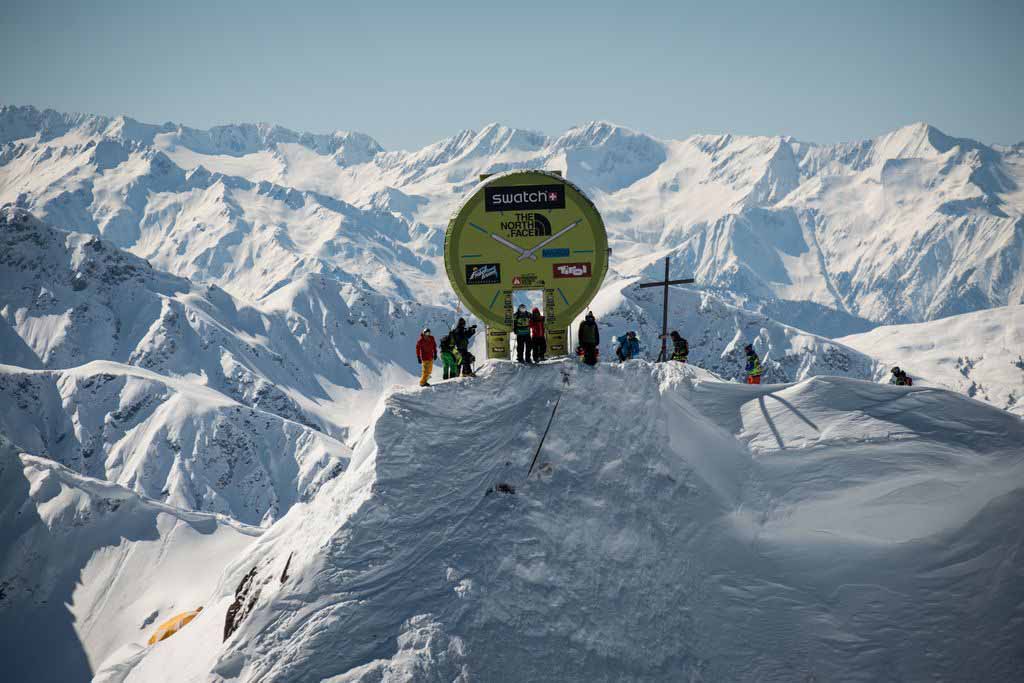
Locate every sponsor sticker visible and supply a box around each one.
[541,248,570,258]
[499,212,551,238]
[552,262,592,279]
[466,263,501,285]
[485,184,565,212]
[512,273,544,288]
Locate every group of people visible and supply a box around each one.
[513,304,547,363]
[415,318,477,387]
[416,313,915,389]
[601,320,764,385]
[604,326,690,364]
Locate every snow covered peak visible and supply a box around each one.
[549,121,667,193]
[97,360,1024,681]
[165,121,383,160]
[872,121,956,159]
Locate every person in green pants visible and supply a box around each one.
[439,331,460,380]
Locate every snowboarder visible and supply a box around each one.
[529,307,546,363]
[616,331,641,361]
[577,311,600,366]
[890,366,913,386]
[439,331,460,380]
[744,344,763,384]
[669,330,689,363]
[513,304,531,363]
[452,318,477,376]
[415,328,437,387]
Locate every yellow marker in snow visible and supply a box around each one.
[147,607,203,645]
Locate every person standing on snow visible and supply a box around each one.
[528,307,546,363]
[577,311,600,366]
[513,304,531,363]
[744,344,763,384]
[416,328,437,387]
[439,331,460,380]
[669,330,689,363]
[452,318,477,377]
[889,366,913,386]
[616,331,641,361]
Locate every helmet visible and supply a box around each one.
[891,366,901,374]
[744,344,753,353]
[457,317,466,326]
[670,331,680,339]
[627,331,636,338]
[518,304,527,311]
[585,312,595,321]
[422,328,430,335]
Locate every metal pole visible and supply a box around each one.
[659,256,670,362]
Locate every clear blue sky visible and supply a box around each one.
[3,0,1021,150]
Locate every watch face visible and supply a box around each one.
[445,170,609,330]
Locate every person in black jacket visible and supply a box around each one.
[452,318,477,376]
[577,312,600,366]
[513,304,531,363]
[669,330,688,363]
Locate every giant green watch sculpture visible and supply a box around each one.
[444,170,609,359]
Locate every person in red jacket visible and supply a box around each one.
[415,328,437,387]
[528,307,546,363]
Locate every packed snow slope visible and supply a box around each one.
[107,360,1024,682]
[3,105,1022,335]
[0,436,261,682]
[839,304,1024,416]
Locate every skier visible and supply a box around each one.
[577,311,600,366]
[889,366,913,386]
[513,304,531,363]
[616,331,641,361]
[415,328,437,387]
[452,318,477,376]
[669,330,689,363]
[439,331,460,380]
[744,344,763,384]
[529,307,546,363]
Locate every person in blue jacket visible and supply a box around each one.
[615,331,641,361]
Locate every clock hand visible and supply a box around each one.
[491,233,536,259]
[470,222,536,260]
[518,219,582,261]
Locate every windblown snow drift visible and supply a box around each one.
[86,361,1024,682]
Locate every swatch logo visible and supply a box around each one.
[485,184,565,212]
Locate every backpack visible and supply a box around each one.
[578,321,597,344]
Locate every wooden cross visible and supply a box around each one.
[637,256,695,362]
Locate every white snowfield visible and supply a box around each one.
[0,437,261,681]
[839,304,1024,416]
[94,361,1024,682]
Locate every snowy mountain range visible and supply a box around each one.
[1,104,1022,681]
[2,104,1021,334]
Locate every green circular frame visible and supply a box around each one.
[444,170,609,329]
